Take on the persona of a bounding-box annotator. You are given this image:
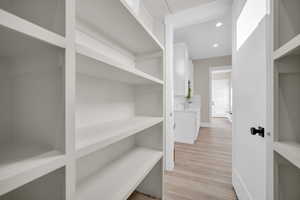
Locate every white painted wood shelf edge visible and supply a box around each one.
[0,144,66,196]
[119,0,164,51]
[273,141,300,169]
[0,9,66,49]
[76,117,163,159]
[273,34,300,60]
[76,43,164,85]
[76,147,163,200]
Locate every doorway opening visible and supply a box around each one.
[165,8,236,198]
[210,66,232,121]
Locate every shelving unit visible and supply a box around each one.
[274,142,300,169]
[273,34,300,60]
[0,144,65,196]
[76,45,163,85]
[77,147,162,200]
[75,0,165,196]
[0,0,165,199]
[0,0,65,36]
[0,4,66,197]
[0,168,66,200]
[76,0,163,55]
[272,0,300,199]
[76,117,163,158]
[0,9,66,48]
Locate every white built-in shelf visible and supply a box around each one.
[274,34,300,60]
[119,0,164,51]
[0,25,64,58]
[274,141,300,168]
[76,147,163,200]
[76,117,163,158]
[76,44,164,85]
[76,0,163,55]
[0,9,66,49]
[0,144,66,196]
[0,0,164,198]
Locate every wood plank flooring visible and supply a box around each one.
[129,118,236,200]
[164,118,237,200]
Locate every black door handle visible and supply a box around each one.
[250,127,265,138]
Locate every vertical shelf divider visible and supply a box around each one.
[65,0,76,199]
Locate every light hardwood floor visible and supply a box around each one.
[129,118,236,200]
[164,118,237,200]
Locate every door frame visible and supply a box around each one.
[266,0,274,199]
[164,1,232,171]
[209,65,232,120]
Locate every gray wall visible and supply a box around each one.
[193,55,232,123]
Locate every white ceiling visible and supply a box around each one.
[142,0,219,19]
[166,0,217,13]
[142,0,232,59]
[174,14,232,60]
[142,0,169,19]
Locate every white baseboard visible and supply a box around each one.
[232,168,253,200]
[175,138,194,144]
[165,160,174,171]
[200,122,212,127]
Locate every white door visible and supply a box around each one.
[232,0,270,200]
[212,78,230,117]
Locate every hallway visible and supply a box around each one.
[165,118,237,200]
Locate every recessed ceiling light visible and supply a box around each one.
[216,22,223,27]
[213,43,219,48]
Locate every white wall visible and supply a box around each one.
[76,74,135,128]
[0,58,11,145]
[193,55,231,123]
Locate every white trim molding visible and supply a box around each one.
[165,22,175,172]
[232,168,253,200]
